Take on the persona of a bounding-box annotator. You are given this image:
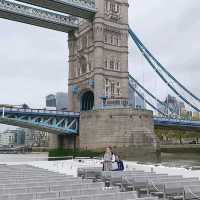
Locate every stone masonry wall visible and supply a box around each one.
[79,108,159,151]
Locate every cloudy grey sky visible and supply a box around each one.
[0,0,199,110]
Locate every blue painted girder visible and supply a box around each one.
[154,117,200,129]
[0,107,80,135]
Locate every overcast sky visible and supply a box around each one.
[0,0,199,111]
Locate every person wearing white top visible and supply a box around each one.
[103,147,113,171]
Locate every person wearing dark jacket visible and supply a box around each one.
[113,155,124,171]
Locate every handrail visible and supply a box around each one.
[185,187,200,199]
[0,107,80,116]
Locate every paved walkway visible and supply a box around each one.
[0,153,48,163]
[0,153,200,179]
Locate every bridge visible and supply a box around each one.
[0,0,199,150]
[0,106,199,134]
[0,107,79,135]
[0,0,80,32]
[154,117,200,130]
[15,0,96,19]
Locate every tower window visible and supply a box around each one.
[105,59,108,68]
[111,83,115,95]
[116,36,119,46]
[105,86,109,96]
[115,4,120,13]
[115,61,120,70]
[104,34,107,43]
[110,60,114,69]
[106,0,110,11]
[80,57,87,75]
[117,88,120,96]
[81,64,87,74]
[111,35,114,44]
[105,78,109,85]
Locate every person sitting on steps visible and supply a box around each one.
[112,155,124,171]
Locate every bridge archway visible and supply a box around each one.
[80,91,94,111]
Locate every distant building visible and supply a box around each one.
[46,94,56,108]
[15,129,25,145]
[193,112,200,120]
[46,92,68,111]
[157,94,186,117]
[128,85,146,109]
[56,92,68,111]
[0,128,48,147]
[0,130,16,146]
[24,129,33,145]
[23,129,48,147]
[179,102,186,115]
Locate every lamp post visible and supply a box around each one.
[99,96,108,109]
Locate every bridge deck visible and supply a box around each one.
[154,117,200,130]
[15,0,96,19]
[0,107,80,135]
[0,0,78,33]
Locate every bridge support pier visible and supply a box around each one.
[79,108,160,155]
[48,133,77,150]
[48,133,60,149]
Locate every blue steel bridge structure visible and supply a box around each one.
[0,0,199,135]
[0,107,199,136]
[0,107,80,135]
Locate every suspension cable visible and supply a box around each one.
[186,187,200,199]
[129,83,167,117]
[128,27,200,112]
[128,27,200,103]
[129,74,177,117]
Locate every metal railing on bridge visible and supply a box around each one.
[15,0,96,19]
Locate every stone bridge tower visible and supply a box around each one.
[68,0,129,111]
[66,0,158,154]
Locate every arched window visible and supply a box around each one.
[81,91,94,111]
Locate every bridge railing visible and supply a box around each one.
[0,107,80,117]
[60,0,96,10]
[154,116,200,123]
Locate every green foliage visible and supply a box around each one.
[161,146,200,153]
[48,148,103,159]
[155,129,200,144]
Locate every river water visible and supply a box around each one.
[157,153,200,168]
[126,152,200,169]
